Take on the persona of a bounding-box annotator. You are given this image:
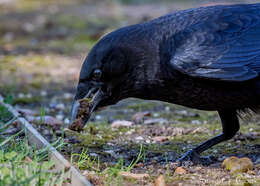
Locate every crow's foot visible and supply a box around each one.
[177,150,213,167]
[177,150,200,167]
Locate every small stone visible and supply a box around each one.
[154,175,166,186]
[40,91,47,96]
[56,103,65,110]
[118,171,149,180]
[56,115,64,120]
[191,120,201,125]
[153,113,160,117]
[63,93,73,99]
[42,129,50,135]
[111,120,134,128]
[26,93,32,98]
[64,118,70,124]
[174,167,187,175]
[18,93,25,98]
[95,115,102,120]
[135,136,144,141]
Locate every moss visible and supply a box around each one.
[12,96,42,105]
[55,15,88,30]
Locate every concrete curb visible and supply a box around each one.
[0,95,92,186]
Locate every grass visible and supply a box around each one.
[0,103,68,185]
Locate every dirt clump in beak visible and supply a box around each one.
[69,98,92,132]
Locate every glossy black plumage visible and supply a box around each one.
[71,3,260,164]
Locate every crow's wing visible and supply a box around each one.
[170,7,260,82]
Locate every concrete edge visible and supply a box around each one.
[0,95,92,186]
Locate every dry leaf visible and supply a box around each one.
[111,120,134,128]
[154,175,166,186]
[222,156,253,173]
[24,156,32,163]
[152,136,169,143]
[174,167,187,175]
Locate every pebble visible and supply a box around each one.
[95,115,102,120]
[56,103,65,110]
[135,136,144,141]
[18,93,25,98]
[42,129,50,136]
[40,91,47,96]
[63,93,73,99]
[64,118,70,124]
[153,113,160,117]
[26,93,32,98]
[191,120,201,125]
[56,114,64,120]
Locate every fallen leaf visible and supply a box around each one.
[111,120,134,128]
[222,156,253,173]
[132,111,151,124]
[174,167,187,175]
[152,136,169,143]
[118,171,149,179]
[154,175,166,186]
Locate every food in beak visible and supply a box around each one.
[68,98,92,132]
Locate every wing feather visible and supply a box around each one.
[170,6,260,81]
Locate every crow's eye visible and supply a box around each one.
[93,69,102,80]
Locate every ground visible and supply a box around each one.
[0,0,259,185]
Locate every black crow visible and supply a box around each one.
[70,3,260,164]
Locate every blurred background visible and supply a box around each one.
[1,0,260,116]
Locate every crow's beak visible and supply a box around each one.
[69,87,105,130]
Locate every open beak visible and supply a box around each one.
[69,87,106,130]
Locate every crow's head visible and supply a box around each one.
[69,26,157,128]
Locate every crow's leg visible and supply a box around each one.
[177,110,240,165]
